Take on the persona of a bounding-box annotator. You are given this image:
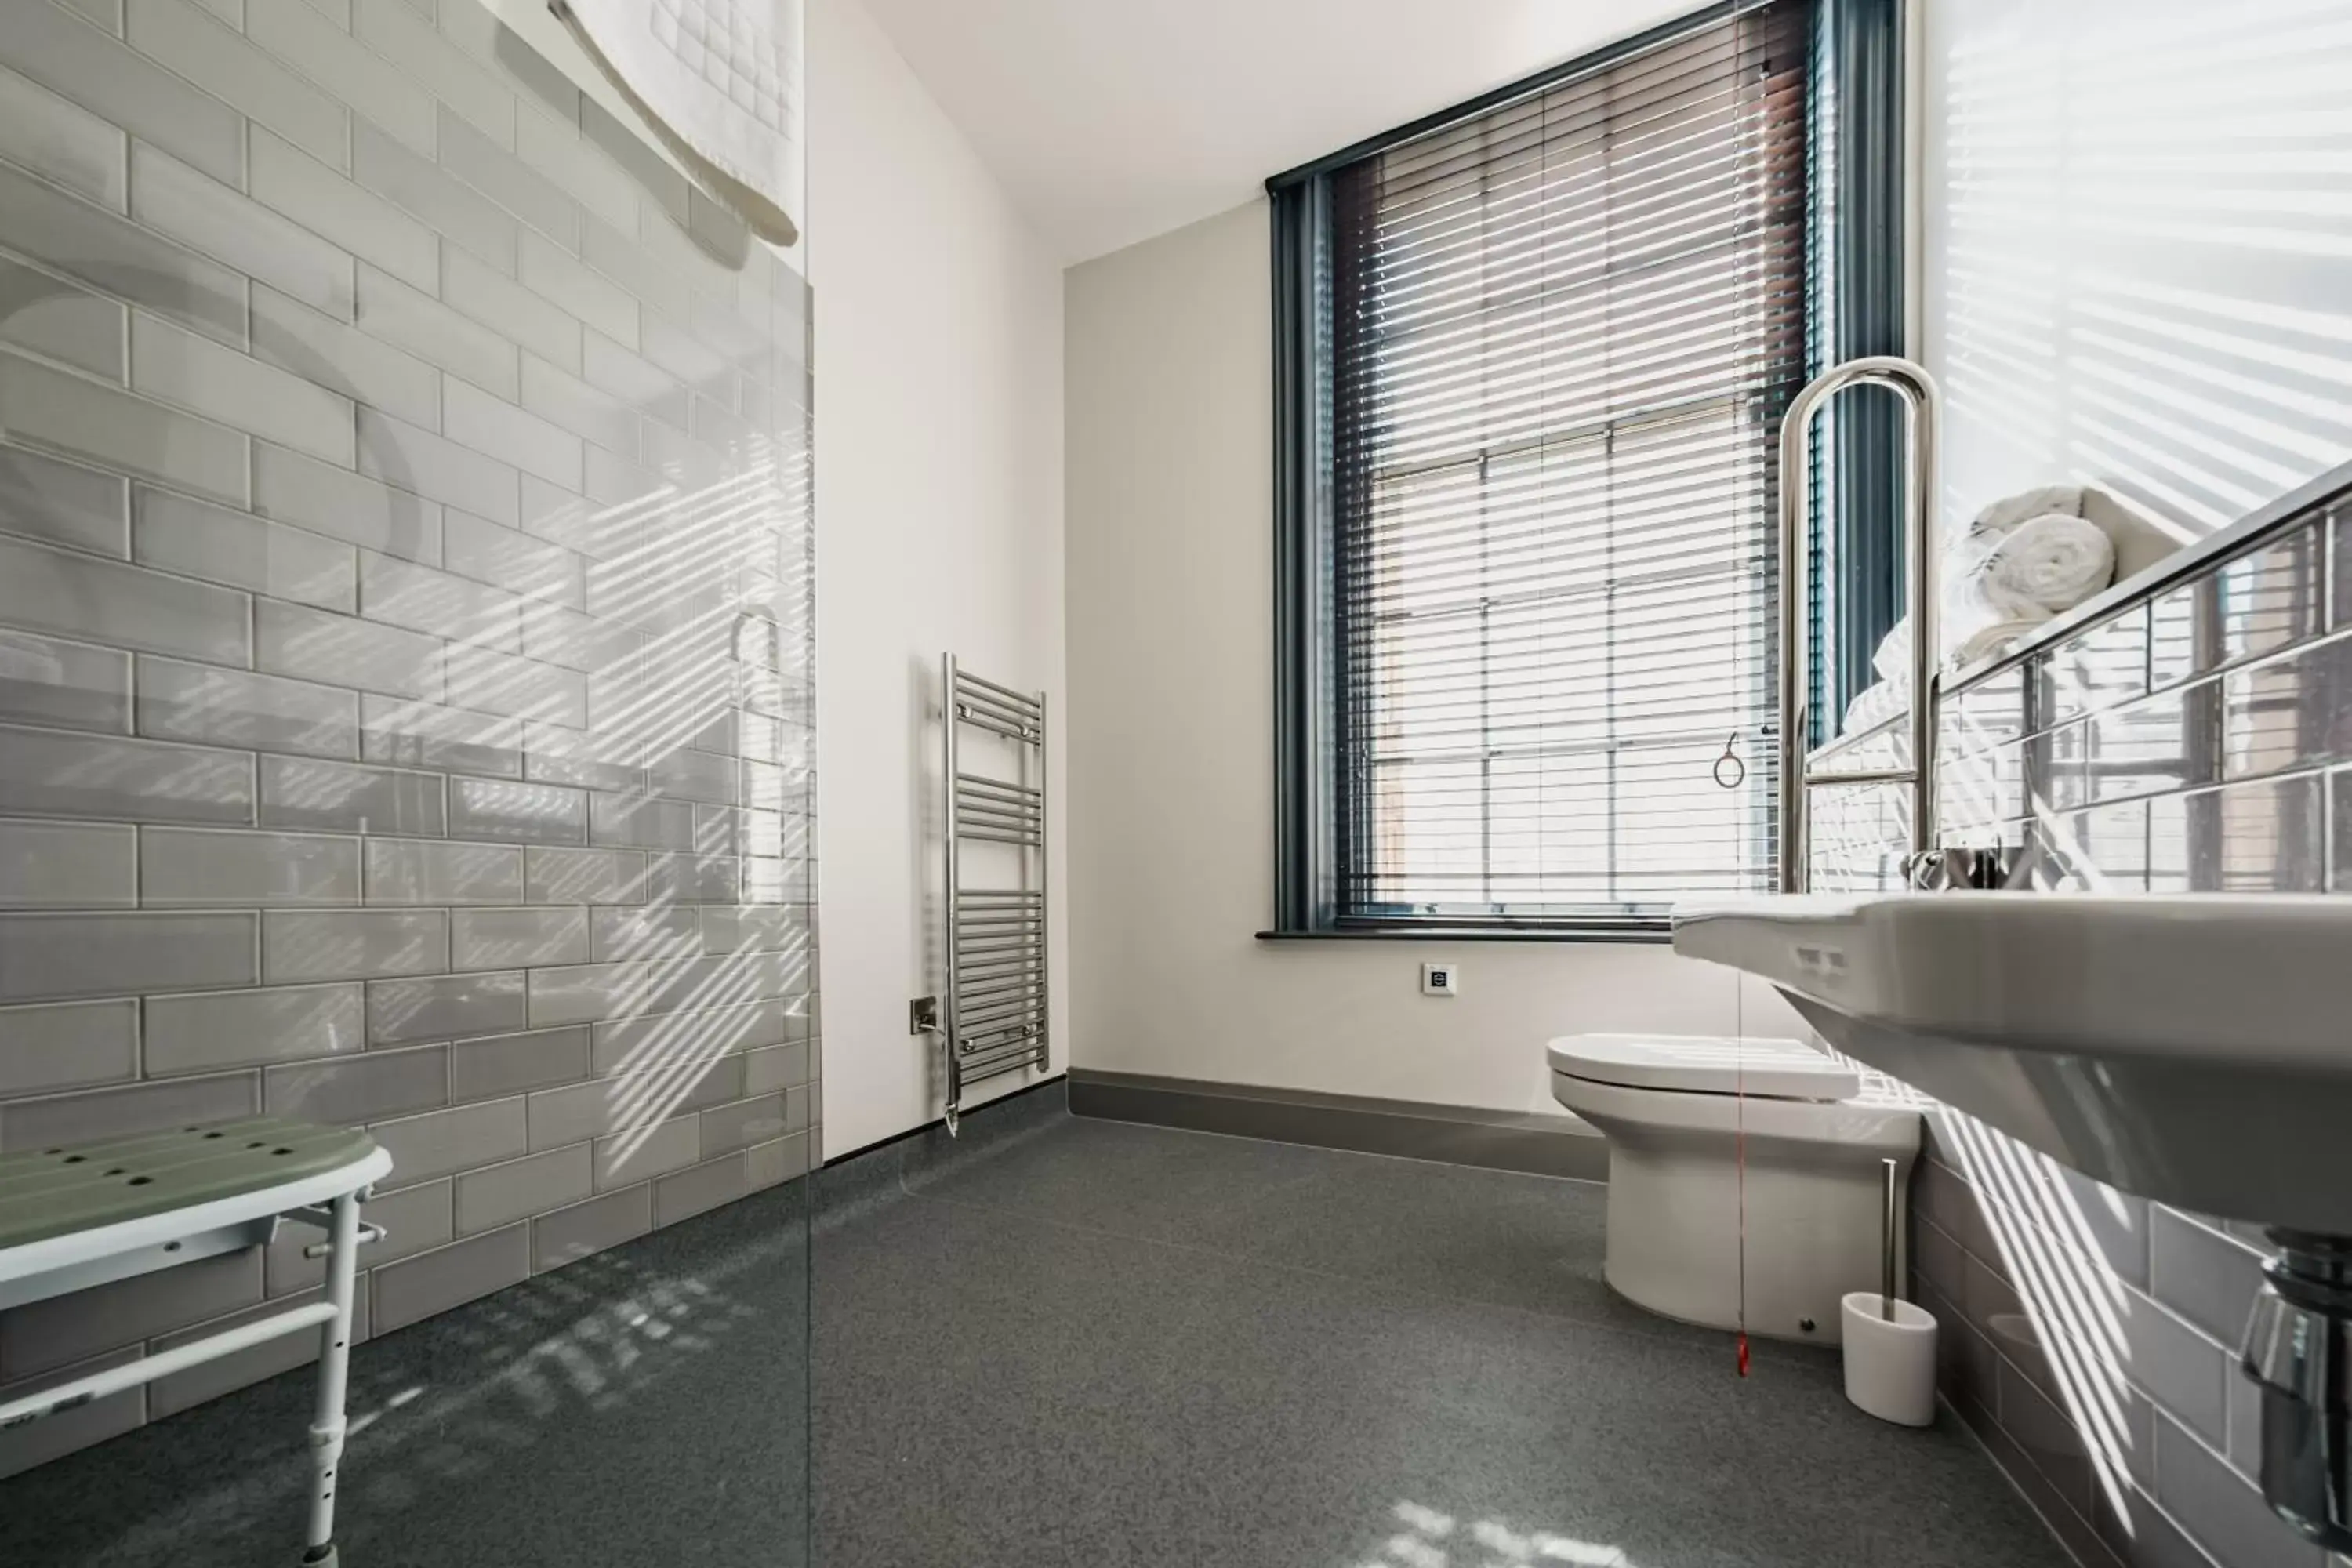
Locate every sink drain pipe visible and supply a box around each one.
[2242,1229,2352,1551]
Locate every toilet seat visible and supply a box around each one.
[1546,1034,1860,1102]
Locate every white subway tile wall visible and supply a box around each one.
[0,0,815,1480]
[1815,492,2352,1567]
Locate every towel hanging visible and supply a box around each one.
[553,0,804,246]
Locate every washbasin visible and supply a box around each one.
[1671,892,2352,1233]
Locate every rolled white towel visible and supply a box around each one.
[1969,484,2085,540]
[1842,678,1907,735]
[1871,612,2052,689]
[1970,512,2114,618]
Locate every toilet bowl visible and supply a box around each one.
[1548,1034,1920,1346]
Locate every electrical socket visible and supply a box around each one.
[909,995,939,1034]
[1421,962,1460,998]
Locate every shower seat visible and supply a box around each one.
[0,1118,392,1566]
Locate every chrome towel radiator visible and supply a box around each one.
[940,655,1048,1132]
[1775,355,1943,892]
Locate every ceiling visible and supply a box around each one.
[855,0,1697,263]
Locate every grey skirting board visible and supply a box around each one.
[1066,1069,1610,1182]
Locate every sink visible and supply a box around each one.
[1671,892,2352,1232]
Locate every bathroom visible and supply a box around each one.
[0,0,2347,1563]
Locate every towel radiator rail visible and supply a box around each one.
[1775,356,1944,893]
[941,655,1048,1132]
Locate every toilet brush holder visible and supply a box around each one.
[1842,1156,1936,1425]
[1841,1291,1938,1425]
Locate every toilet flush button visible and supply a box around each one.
[1421,962,1460,998]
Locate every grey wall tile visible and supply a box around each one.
[2217,523,2325,668]
[0,0,242,189]
[245,0,435,156]
[368,1094,526,1187]
[353,262,517,401]
[741,1040,810,1097]
[0,159,244,350]
[360,550,521,652]
[591,1112,696,1190]
[0,999,139,1094]
[252,441,442,565]
[516,107,634,233]
[0,725,252,823]
[745,1131,809,1190]
[2191,773,2326,893]
[366,968,524,1045]
[351,0,513,151]
[518,230,635,347]
[521,845,644,906]
[521,718,642,792]
[2154,1410,2327,1568]
[249,127,437,293]
[699,1091,786,1156]
[359,406,520,527]
[136,656,358,760]
[445,509,583,609]
[140,826,360,906]
[522,607,637,681]
[0,820,135,908]
[0,627,129,732]
[0,535,248,666]
[449,1023,586,1101]
[530,1183,648,1272]
[2226,630,2352,782]
[370,1222,528,1334]
[638,310,730,405]
[259,754,446,837]
[2150,1208,2267,1345]
[2335,767,2352,894]
[131,144,355,323]
[256,598,442,702]
[360,692,522,778]
[648,851,739,905]
[365,837,522,906]
[578,211,692,328]
[0,1068,256,1154]
[0,1247,256,1381]
[0,254,125,380]
[580,329,689,434]
[0,57,128,212]
[702,903,800,954]
[145,981,365,1074]
[124,0,346,171]
[454,1142,590,1234]
[0,911,254,1002]
[433,2,576,123]
[263,907,446,983]
[0,442,129,557]
[263,1040,446,1122]
[351,120,518,276]
[589,792,695,852]
[590,997,789,1076]
[653,746,735,806]
[449,906,588,971]
[252,284,442,436]
[132,487,356,613]
[268,1178,448,1296]
[448,775,586,845]
[131,310,356,469]
[579,95,688,226]
[652,1149,746,1227]
[442,375,582,489]
[436,104,576,249]
[0,350,246,508]
[524,1075,628,1151]
[441,248,581,378]
[441,642,585,725]
[518,353,639,458]
[586,909,697,968]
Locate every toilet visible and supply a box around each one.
[1548,1034,1920,1346]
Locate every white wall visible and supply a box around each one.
[807,0,1068,1155]
[1920,0,2352,537]
[1063,199,1802,1117]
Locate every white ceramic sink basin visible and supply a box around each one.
[1672,892,2352,1232]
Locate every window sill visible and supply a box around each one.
[1255,925,1671,946]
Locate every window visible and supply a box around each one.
[1270,0,1903,937]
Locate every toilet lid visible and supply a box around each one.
[1545,1035,1860,1102]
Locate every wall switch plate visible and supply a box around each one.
[909,995,939,1034]
[1421,962,1459,998]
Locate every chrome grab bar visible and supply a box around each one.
[1775,356,1943,893]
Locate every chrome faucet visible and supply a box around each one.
[1774,356,1944,893]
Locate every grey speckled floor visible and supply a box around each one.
[2,1092,2072,1568]
[817,1102,2074,1568]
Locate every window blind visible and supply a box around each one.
[1327,1,1811,925]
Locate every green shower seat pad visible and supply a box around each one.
[0,1117,388,1252]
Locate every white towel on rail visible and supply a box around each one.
[1968,512,2114,619]
[555,0,803,245]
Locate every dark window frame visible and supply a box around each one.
[1265,0,1907,940]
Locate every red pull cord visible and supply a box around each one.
[1736,1035,1749,1377]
